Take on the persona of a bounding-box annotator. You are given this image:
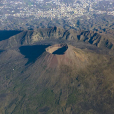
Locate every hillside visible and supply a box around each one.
[0,27,114,51]
[0,28,114,114]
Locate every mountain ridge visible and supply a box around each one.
[0,27,114,51]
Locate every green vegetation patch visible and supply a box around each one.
[29,89,56,108]
[67,89,80,105]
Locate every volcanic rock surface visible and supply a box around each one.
[0,28,114,114]
[46,44,68,55]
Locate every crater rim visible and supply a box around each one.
[46,44,68,55]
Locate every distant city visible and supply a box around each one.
[0,0,114,30]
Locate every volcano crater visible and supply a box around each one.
[46,44,68,55]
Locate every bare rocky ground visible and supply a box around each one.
[0,27,114,114]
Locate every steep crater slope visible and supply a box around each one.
[44,44,89,68]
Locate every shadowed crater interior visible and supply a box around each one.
[46,44,68,55]
[19,45,50,65]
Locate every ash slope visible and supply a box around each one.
[0,28,114,114]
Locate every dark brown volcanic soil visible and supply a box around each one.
[0,28,114,114]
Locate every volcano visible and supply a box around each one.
[0,28,114,114]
